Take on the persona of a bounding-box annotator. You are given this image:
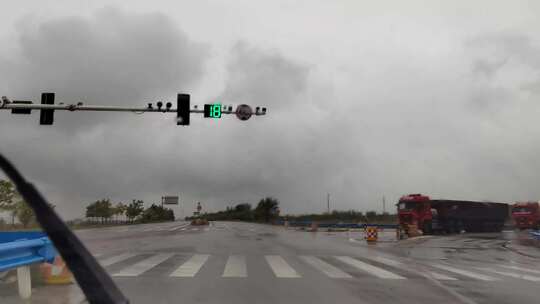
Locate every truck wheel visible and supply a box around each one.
[422,221,432,235]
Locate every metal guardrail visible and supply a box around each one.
[0,231,57,299]
[278,220,398,229]
[530,230,540,240]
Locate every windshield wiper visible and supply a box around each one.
[0,153,129,304]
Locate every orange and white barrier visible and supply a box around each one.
[40,256,73,285]
[365,226,378,243]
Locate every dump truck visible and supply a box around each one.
[511,202,540,230]
[397,194,508,234]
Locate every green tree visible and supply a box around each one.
[140,204,175,223]
[254,197,280,222]
[126,200,144,223]
[114,202,127,223]
[16,201,35,228]
[365,211,377,222]
[85,199,114,224]
[97,199,113,224]
[0,180,19,225]
[85,201,98,224]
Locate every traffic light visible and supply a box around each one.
[40,93,55,125]
[177,93,190,125]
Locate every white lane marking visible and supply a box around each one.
[169,224,189,231]
[500,265,540,275]
[372,256,457,280]
[431,264,498,281]
[428,271,458,280]
[204,227,210,232]
[142,228,154,232]
[300,256,352,278]
[180,228,187,231]
[99,253,138,267]
[479,267,540,282]
[336,256,405,279]
[373,256,402,267]
[190,228,199,231]
[222,255,247,277]
[113,253,174,277]
[265,256,301,278]
[93,253,105,258]
[170,254,210,277]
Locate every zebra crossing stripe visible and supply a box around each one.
[169,224,189,231]
[431,264,497,281]
[479,268,540,282]
[265,256,301,278]
[336,256,405,279]
[170,254,210,277]
[427,271,458,280]
[99,253,138,267]
[300,256,352,278]
[372,256,456,280]
[113,253,174,277]
[500,265,540,275]
[223,255,247,277]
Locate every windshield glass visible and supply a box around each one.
[398,202,418,210]
[513,207,532,213]
[2,2,540,304]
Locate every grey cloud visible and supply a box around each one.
[3,8,540,221]
[218,42,309,109]
[2,7,207,131]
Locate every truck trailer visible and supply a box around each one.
[397,194,508,234]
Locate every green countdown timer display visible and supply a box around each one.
[204,103,222,118]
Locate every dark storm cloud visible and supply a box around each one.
[0,16,314,218]
[0,8,210,217]
[3,5,540,220]
[217,42,309,109]
[2,7,207,130]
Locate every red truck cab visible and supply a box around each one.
[512,202,540,230]
[397,194,432,232]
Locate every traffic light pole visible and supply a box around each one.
[0,101,261,115]
[1,93,266,125]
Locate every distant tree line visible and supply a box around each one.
[85,199,174,225]
[282,210,397,224]
[189,197,280,223]
[0,180,53,229]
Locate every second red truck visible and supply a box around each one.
[397,194,509,234]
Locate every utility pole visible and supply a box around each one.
[327,193,330,214]
[382,196,386,214]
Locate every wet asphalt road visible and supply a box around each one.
[2,221,540,304]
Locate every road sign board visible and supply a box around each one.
[162,196,179,205]
[235,104,253,121]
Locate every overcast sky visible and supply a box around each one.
[1,1,540,219]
